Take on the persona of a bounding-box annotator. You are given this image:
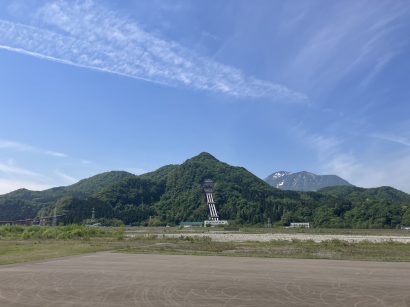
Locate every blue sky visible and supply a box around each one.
[0,0,410,193]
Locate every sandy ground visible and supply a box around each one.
[0,252,409,306]
[162,232,410,243]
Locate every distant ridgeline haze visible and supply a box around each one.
[264,171,352,191]
[1,152,410,228]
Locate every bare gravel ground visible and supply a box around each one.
[0,252,409,306]
[162,232,410,243]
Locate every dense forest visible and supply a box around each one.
[1,152,410,228]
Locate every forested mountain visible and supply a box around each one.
[65,171,136,195]
[319,185,410,204]
[0,171,135,220]
[140,165,179,183]
[1,153,410,228]
[265,171,352,191]
[152,152,287,224]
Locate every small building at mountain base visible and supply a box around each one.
[179,221,203,228]
[289,222,311,229]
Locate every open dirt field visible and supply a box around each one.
[0,252,409,306]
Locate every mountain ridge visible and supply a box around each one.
[1,152,409,228]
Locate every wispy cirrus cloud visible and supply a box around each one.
[321,151,410,193]
[0,0,307,102]
[369,133,410,147]
[0,140,67,158]
[45,151,67,158]
[0,159,52,194]
[296,129,410,192]
[285,1,410,93]
[55,169,77,184]
[0,179,51,194]
[127,168,148,175]
[80,159,93,165]
[0,162,41,177]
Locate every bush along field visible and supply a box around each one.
[1,225,410,265]
[0,224,124,240]
[0,225,126,265]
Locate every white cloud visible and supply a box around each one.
[0,164,79,194]
[127,168,148,175]
[0,179,52,194]
[0,140,67,158]
[285,1,408,92]
[320,142,410,193]
[0,0,307,102]
[0,141,71,193]
[296,129,410,192]
[322,153,360,179]
[0,160,52,194]
[322,152,410,193]
[358,51,395,89]
[0,140,32,152]
[44,150,67,158]
[369,133,410,147]
[55,169,77,184]
[307,134,342,159]
[0,162,41,177]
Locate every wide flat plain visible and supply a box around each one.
[0,252,409,307]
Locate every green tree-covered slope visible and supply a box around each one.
[319,185,410,204]
[0,171,135,220]
[1,153,409,228]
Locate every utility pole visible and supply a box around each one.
[52,207,57,227]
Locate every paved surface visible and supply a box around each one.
[161,232,410,243]
[0,252,409,306]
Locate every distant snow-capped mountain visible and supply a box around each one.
[264,171,352,191]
